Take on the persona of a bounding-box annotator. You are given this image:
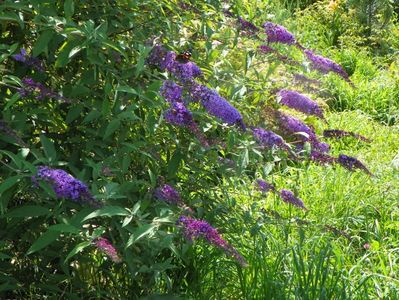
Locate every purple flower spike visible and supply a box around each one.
[313,141,330,153]
[93,237,122,263]
[13,48,44,72]
[323,130,371,142]
[256,179,276,193]
[154,184,182,205]
[258,45,275,54]
[262,22,296,45]
[164,102,193,127]
[169,61,202,83]
[279,189,307,210]
[238,17,260,35]
[177,216,248,267]
[33,166,99,206]
[277,90,324,119]
[160,80,183,103]
[309,150,336,165]
[337,154,373,176]
[190,84,246,130]
[146,45,168,67]
[19,77,70,102]
[304,50,353,85]
[252,127,285,148]
[277,112,316,142]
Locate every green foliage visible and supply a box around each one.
[0,0,399,298]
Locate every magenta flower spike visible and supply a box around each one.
[177,216,248,267]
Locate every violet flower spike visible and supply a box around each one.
[13,48,44,72]
[309,150,336,165]
[277,112,316,142]
[190,84,246,131]
[33,166,100,206]
[262,22,296,45]
[93,237,122,263]
[252,127,285,148]
[154,184,182,205]
[323,129,371,142]
[164,102,193,127]
[304,49,354,87]
[277,89,325,119]
[160,80,183,103]
[256,179,276,193]
[337,154,373,176]
[238,17,259,35]
[177,216,248,267]
[279,189,307,210]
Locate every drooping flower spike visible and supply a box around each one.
[177,216,248,267]
[93,237,122,263]
[304,50,355,87]
[323,130,371,142]
[262,22,296,45]
[277,89,325,119]
[255,179,276,193]
[13,48,44,72]
[33,166,100,206]
[337,154,373,176]
[279,189,307,210]
[190,83,246,131]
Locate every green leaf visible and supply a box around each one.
[0,252,11,260]
[64,0,75,19]
[66,105,83,124]
[4,93,21,111]
[116,86,138,95]
[103,119,121,139]
[48,224,80,234]
[125,224,156,248]
[83,110,101,124]
[64,241,91,263]
[40,135,57,162]
[32,30,54,56]
[82,206,130,222]
[27,230,60,255]
[55,40,83,68]
[5,205,49,218]
[168,149,183,178]
[0,175,21,196]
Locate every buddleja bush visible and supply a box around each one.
[0,0,373,298]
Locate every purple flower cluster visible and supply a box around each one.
[279,189,307,210]
[147,46,202,82]
[164,102,193,127]
[33,166,97,205]
[18,78,69,102]
[277,112,329,152]
[304,50,351,84]
[190,84,246,130]
[309,150,336,165]
[154,184,182,205]
[252,127,285,148]
[93,237,122,263]
[277,112,316,141]
[160,80,183,102]
[238,17,259,35]
[258,45,275,54]
[337,154,372,176]
[262,22,296,45]
[323,130,370,142]
[256,179,276,193]
[177,216,248,267]
[13,49,44,72]
[277,89,324,119]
